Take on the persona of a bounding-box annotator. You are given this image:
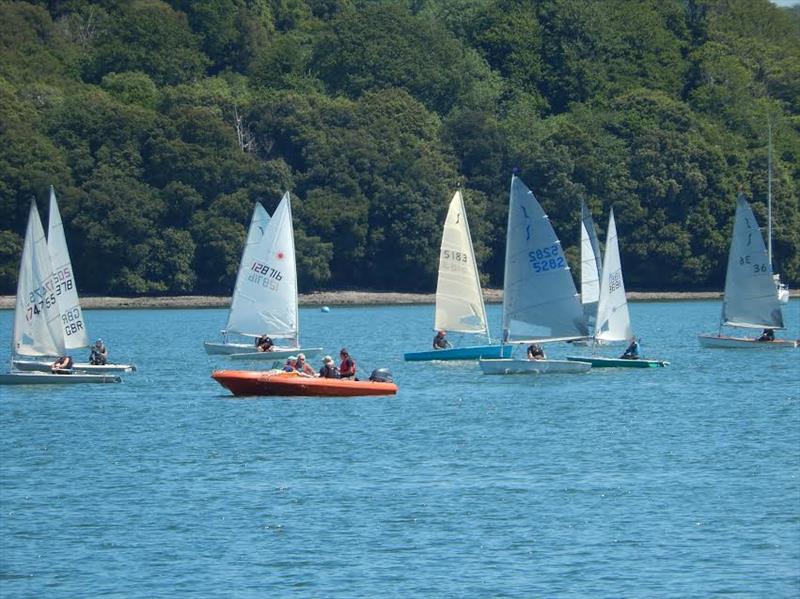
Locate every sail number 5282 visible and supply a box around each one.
[529,245,565,273]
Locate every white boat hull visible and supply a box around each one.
[0,371,121,385]
[229,347,323,361]
[479,358,592,375]
[13,359,136,374]
[697,334,798,349]
[204,341,256,355]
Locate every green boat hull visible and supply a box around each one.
[566,356,669,368]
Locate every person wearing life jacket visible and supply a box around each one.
[527,343,546,360]
[89,339,108,365]
[433,330,452,349]
[319,355,340,379]
[620,338,641,359]
[52,355,74,373]
[339,348,357,379]
[256,334,274,352]
[282,356,298,372]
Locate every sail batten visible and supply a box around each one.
[721,195,784,329]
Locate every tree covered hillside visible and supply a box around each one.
[1,0,798,294]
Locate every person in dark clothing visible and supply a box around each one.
[620,338,640,359]
[52,355,73,373]
[757,328,775,342]
[256,334,274,352]
[319,355,340,379]
[433,330,452,349]
[527,343,546,360]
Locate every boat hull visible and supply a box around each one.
[212,370,398,397]
[404,344,513,362]
[698,334,798,349]
[566,356,669,368]
[13,359,136,374]
[0,371,121,385]
[229,347,323,361]
[479,359,591,375]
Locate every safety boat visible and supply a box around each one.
[212,370,398,397]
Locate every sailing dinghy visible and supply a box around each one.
[203,193,322,360]
[11,187,135,374]
[698,194,797,349]
[404,190,511,361]
[567,208,669,367]
[0,200,120,385]
[479,174,591,375]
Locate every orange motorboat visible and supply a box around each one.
[212,369,398,397]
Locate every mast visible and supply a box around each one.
[767,119,773,269]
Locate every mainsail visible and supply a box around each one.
[13,201,67,357]
[47,186,90,350]
[721,195,784,329]
[502,175,588,342]
[433,190,489,336]
[594,208,633,342]
[225,193,299,343]
[580,201,603,326]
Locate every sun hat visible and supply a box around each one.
[323,355,333,364]
[288,355,297,361]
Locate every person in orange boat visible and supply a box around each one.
[294,353,316,376]
[319,355,340,379]
[339,348,357,379]
[282,356,298,372]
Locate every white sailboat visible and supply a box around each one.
[580,201,603,331]
[404,189,511,361]
[479,174,591,375]
[203,192,322,360]
[567,209,669,367]
[767,122,790,304]
[1,200,120,384]
[698,193,797,349]
[12,187,135,374]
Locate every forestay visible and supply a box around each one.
[47,186,90,350]
[594,208,632,343]
[434,190,489,336]
[13,201,66,357]
[502,176,588,342]
[225,193,300,344]
[721,195,784,329]
[580,201,603,326]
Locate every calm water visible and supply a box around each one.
[1,301,799,598]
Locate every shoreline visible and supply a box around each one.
[0,289,784,310]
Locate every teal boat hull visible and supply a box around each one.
[566,356,669,368]
[404,344,513,362]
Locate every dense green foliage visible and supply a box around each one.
[1,0,798,294]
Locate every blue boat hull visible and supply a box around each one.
[404,344,512,362]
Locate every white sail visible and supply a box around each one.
[225,193,299,343]
[47,186,90,350]
[721,195,784,329]
[434,190,489,336]
[594,208,633,343]
[13,201,67,357]
[580,201,602,324]
[501,175,588,342]
[224,201,271,336]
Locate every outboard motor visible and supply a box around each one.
[368,368,393,383]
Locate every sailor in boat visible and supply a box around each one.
[433,330,452,350]
[757,328,775,342]
[294,353,316,376]
[89,339,108,365]
[319,355,340,379]
[51,355,74,373]
[527,343,546,360]
[256,334,274,352]
[339,348,357,379]
[620,338,641,360]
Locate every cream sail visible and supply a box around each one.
[434,190,489,336]
[594,208,632,343]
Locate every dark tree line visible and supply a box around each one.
[1,0,798,294]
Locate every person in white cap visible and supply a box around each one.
[318,355,340,379]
